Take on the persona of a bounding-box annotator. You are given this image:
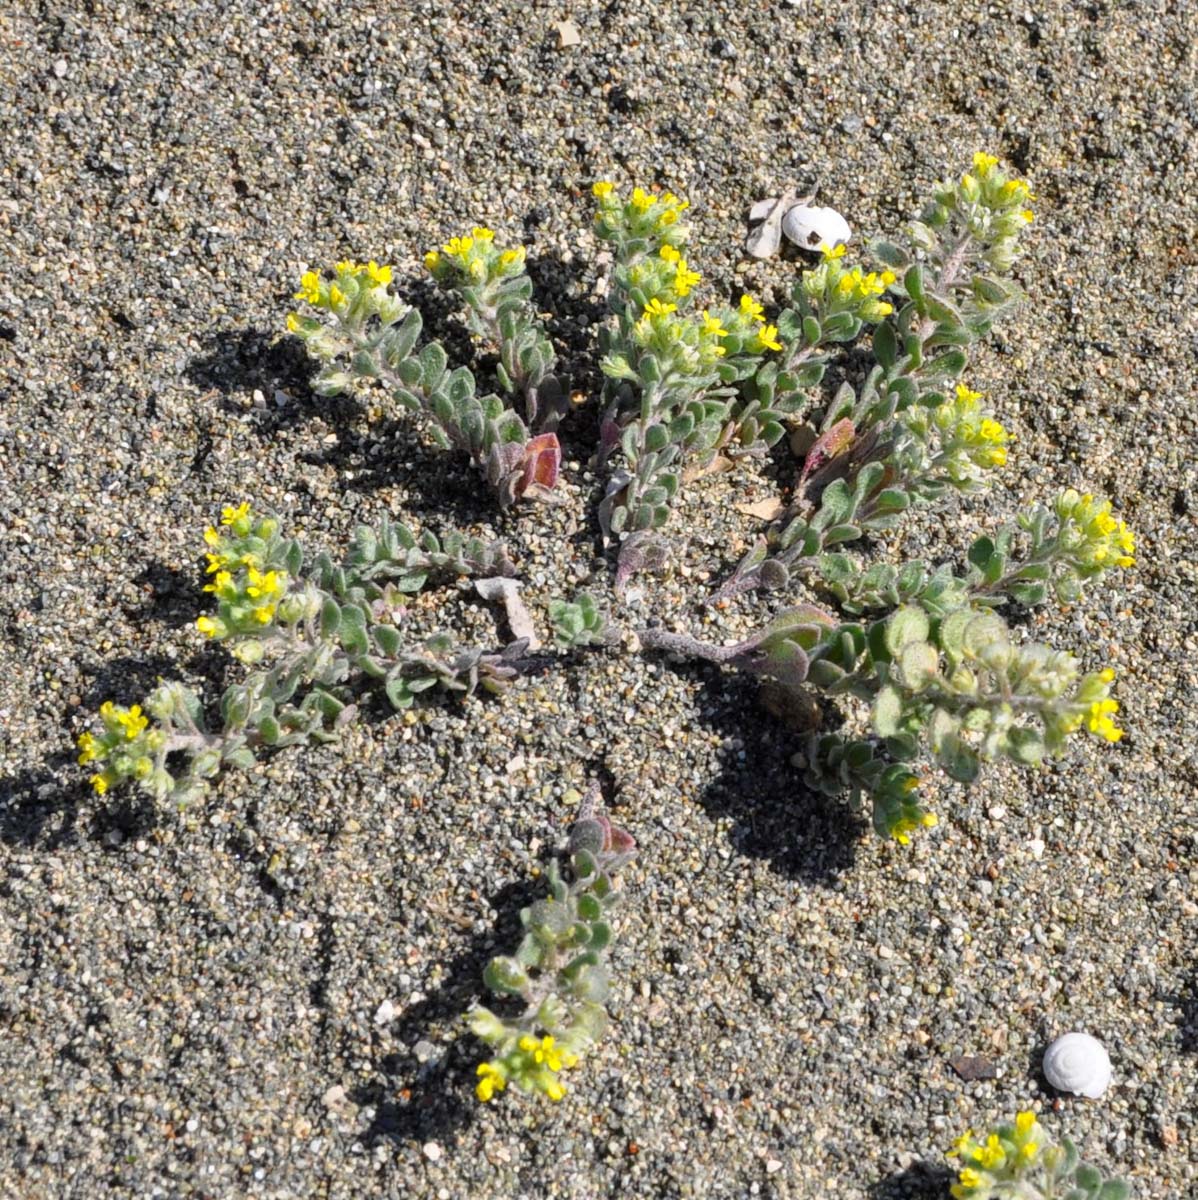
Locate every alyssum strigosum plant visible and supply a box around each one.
[469,783,635,1104]
[77,503,539,805]
[630,154,1133,844]
[948,1111,1130,1199]
[76,154,1136,1106]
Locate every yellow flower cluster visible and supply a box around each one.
[1054,489,1136,570]
[968,151,1035,223]
[802,253,896,323]
[475,1034,579,1103]
[290,260,394,318]
[197,505,291,640]
[835,265,897,318]
[882,774,938,845]
[657,244,701,298]
[77,701,164,795]
[424,226,525,286]
[935,384,1012,471]
[949,1111,1042,1197]
[591,181,689,241]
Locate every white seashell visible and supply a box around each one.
[781,203,852,253]
[749,197,781,223]
[1042,1032,1112,1098]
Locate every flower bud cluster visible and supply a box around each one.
[916,151,1035,273]
[196,503,299,660]
[76,701,167,796]
[423,226,527,286]
[800,243,897,324]
[948,1111,1128,1200]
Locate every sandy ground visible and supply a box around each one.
[0,2,1195,1197]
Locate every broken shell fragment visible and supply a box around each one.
[781,204,852,253]
[1042,1032,1112,1099]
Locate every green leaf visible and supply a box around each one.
[968,535,996,570]
[885,606,930,655]
[962,611,1009,658]
[1074,1166,1102,1192]
[870,239,910,269]
[823,522,862,546]
[897,642,939,692]
[576,893,602,922]
[319,597,341,638]
[937,730,980,783]
[384,677,413,710]
[904,263,925,303]
[873,320,897,369]
[483,956,530,997]
[644,423,669,453]
[872,685,903,736]
[802,315,822,346]
[1096,1182,1130,1200]
[587,921,612,951]
[818,552,855,584]
[258,715,281,746]
[419,342,447,390]
[937,609,973,662]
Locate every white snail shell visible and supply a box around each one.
[781,204,852,253]
[1042,1032,1112,1099]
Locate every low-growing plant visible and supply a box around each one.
[78,503,536,805]
[468,783,635,1103]
[288,251,562,507]
[74,154,1138,1113]
[948,1111,1130,1199]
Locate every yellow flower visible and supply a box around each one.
[955,383,983,405]
[328,284,345,308]
[204,526,221,548]
[475,1062,507,1102]
[673,259,701,297]
[364,260,392,285]
[294,271,322,304]
[499,248,525,267]
[880,270,897,286]
[892,818,917,845]
[253,604,276,624]
[545,1079,566,1102]
[444,235,474,258]
[90,773,110,796]
[753,324,782,352]
[423,250,441,271]
[77,732,100,765]
[977,1134,1006,1170]
[203,570,233,596]
[643,298,677,318]
[1099,668,1116,683]
[471,226,495,241]
[1087,697,1123,742]
[739,294,765,323]
[821,242,848,260]
[1020,1141,1039,1163]
[973,152,1000,174]
[221,502,251,527]
[701,311,728,338]
[958,1167,983,1188]
[630,187,655,213]
[659,244,681,264]
[116,705,148,740]
[921,812,938,827]
[591,180,615,199]
[285,313,301,333]
[196,616,220,637]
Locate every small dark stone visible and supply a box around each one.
[949,1055,997,1082]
